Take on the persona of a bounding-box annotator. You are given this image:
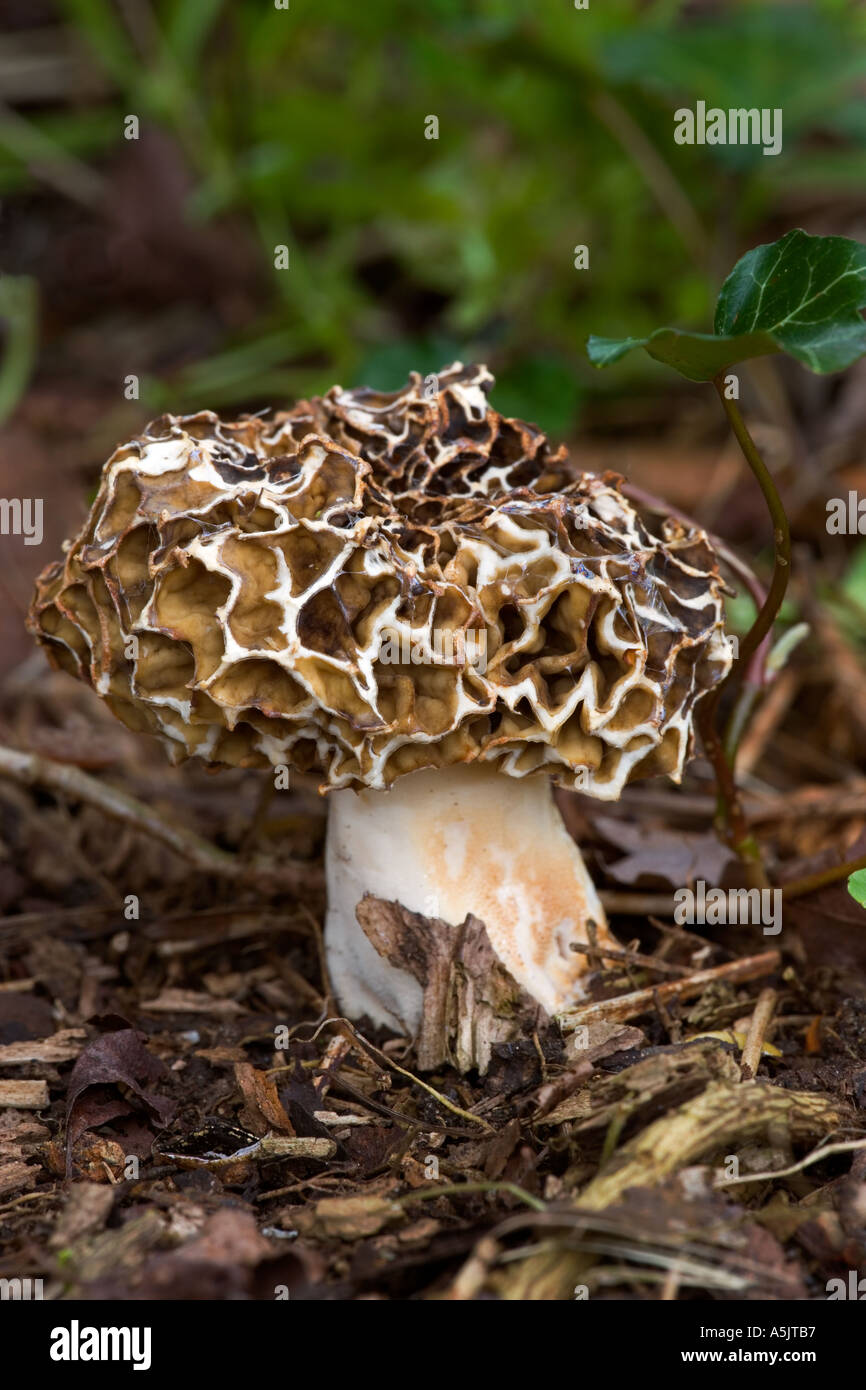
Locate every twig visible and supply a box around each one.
[568,940,691,978]
[732,668,798,777]
[258,1136,336,1160]
[610,782,866,827]
[717,1137,866,1187]
[0,744,319,896]
[397,1181,546,1214]
[0,1078,48,1108]
[556,950,781,1029]
[364,1053,493,1132]
[299,902,333,1013]
[0,1186,60,1218]
[598,891,678,917]
[254,1174,345,1203]
[739,987,777,1081]
[583,916,603,972]
[329,1019,494,1132]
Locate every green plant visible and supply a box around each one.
[3,2,864,416]
[0,275,38,425]
[588,229,866,887]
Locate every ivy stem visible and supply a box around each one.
[711,375,792,698]
[781,851,866,902]
[695,699,766,882]
[696,377,792,888]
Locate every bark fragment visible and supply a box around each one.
[356,896,549,1074]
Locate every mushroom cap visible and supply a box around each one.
[28,363,731,797]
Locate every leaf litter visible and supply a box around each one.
[2,328,866,1302]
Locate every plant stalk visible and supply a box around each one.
[781,852,866,902]
[696,378,792,886]
[711,375,792,701]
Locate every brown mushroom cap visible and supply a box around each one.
[28,363,731,796]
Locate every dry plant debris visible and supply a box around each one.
[1,788,864,1301]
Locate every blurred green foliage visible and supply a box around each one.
[849,867,866,908]
[1,0,864,422]
[831,541,866,654]
[0,274,37,424]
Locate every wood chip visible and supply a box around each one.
[313,1110,373,1126]
[0,1160,38,1196]
[139,988,245,1016]
[0,1079,49,1109]
[258,1135,336,1159]
[0,1027,86,1064]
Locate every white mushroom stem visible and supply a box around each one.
[324,764,618,1033]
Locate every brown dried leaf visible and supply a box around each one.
[65,1028,174,1175]
[594,815,738,889]
[139,988,244,1016]
[234,1062,295,1136]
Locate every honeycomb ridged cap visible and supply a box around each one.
[28,363,732,796]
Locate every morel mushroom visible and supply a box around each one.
[29,363,731,1053]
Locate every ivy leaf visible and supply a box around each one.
[587,327,774,381]
[588,230,866,381]
[849,868,866,910]
[716,230,866,371]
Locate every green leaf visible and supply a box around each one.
[715,230,866,372]
[588,230,866,380]
[587,327,776,381]
[848,869,866,909]
[585,336,648,368]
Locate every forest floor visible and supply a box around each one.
[1,558,866,1298]
[2,158,866,1301]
